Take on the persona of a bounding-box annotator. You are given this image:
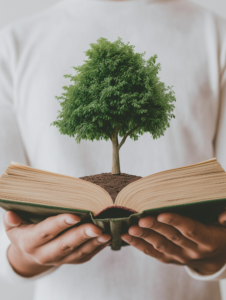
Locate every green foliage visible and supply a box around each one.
[52,37,176,144]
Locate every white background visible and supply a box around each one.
[0,0,226,299]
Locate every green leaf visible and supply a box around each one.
[52,37,176,147]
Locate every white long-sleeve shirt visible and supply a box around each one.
[0,0,226,299]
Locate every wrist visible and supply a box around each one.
[7,244,52,278]
[185,263,226,281]
[188,261,226,276]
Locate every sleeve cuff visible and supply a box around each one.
[3,245,57,284]
[185,264,226,281]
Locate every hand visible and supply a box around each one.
[4,211,111,277]
[121,211,226,275]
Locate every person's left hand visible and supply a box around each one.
[121,211,226,275]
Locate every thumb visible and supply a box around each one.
[4,211,22,231]
[218,210,226,226]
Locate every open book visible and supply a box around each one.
[0,158,226,250]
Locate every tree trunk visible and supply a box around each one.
[111,132,121,175]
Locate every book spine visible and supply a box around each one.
[110,220,122,250]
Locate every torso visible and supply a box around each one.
[5,0,226,298]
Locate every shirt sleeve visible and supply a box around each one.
[184,16,226,283]
[0,27,28,172]
[215,21,226,173]
[0,27,58,283]
[0,26,29,283]
[185,265,226,281]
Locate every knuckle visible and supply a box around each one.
[140,230,150,239]
[149,220,160,229]
[40,228,53,240]
[60,242,73,252]
[77,249,89,259]
[130,238,139,247]
[143,248,152,256]
[155,241,168,251]
[185,227,198,238]
[170,234,182,243]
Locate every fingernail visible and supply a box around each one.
[65,218,79,225]
[160,217,172,224]
[140,220,154,228]
[5,212,21,227]
[130,228,143,237]
[6,221,19,227]
[97,236,111,243]
[165,218,172,224]
[85,228,100,237]
[121,235,132,243]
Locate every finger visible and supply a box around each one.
[76,244,111,264]
[76,241,111,264]
[128,225,183,257]
[58,236,111,265]
[157,213,212,245]
[24,214,82,249]
[7,214,82,251]
[4,211,22,231]
[121,233,165,261]
[33,223,106,263]
[218,210,226,226]
[139,216,197,250]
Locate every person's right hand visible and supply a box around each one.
[4,211,111,278]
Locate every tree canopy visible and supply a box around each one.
[52,37,176,174]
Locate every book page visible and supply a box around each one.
[0,163,113,215]
[115,159,226,213]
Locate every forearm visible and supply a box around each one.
[8,244,52,278]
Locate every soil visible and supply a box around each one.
[79,173,142,203]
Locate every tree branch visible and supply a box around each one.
[122,127,126,135]
[104,126,119,141]
[113,126,120,138]
[118,125,139,150]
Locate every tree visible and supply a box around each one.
[51,37,176,174]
